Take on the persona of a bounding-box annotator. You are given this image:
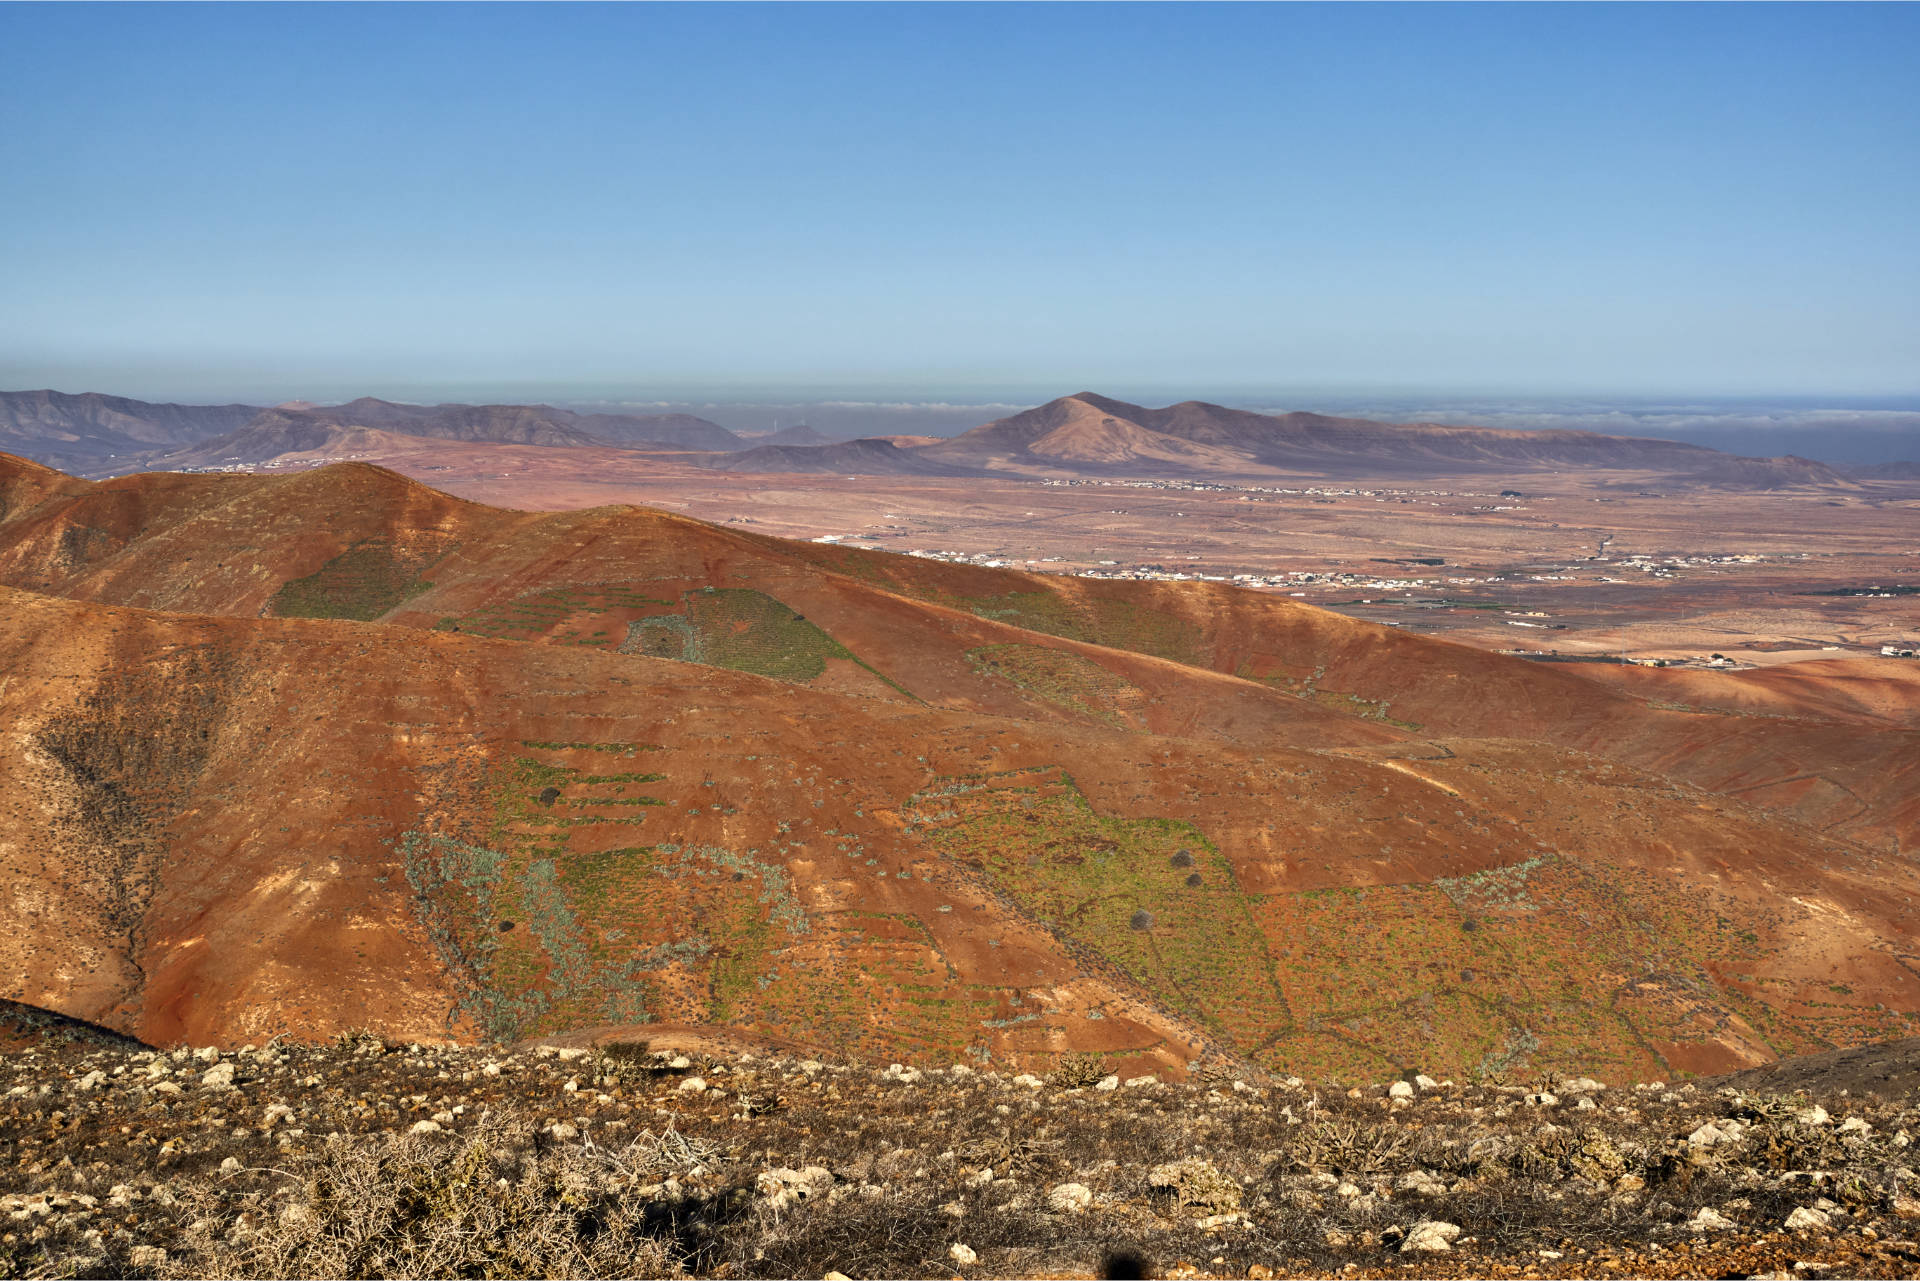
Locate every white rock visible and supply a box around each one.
[965,1168,994,1189]
[556,1047,587,1061]
[757,1166,833,1212]
[678,1076,708,1093]
[1414,1074,1440,1091]
[409,1120,442,1135]
[1561,1077,1607,1093]
[1334,1181,1361,1198]
[1797,1104,1831,1126]
[1395,1170,1447,1196]
[669,1055,693,1070]
[1687,1206,1735,1232]
[200,1062,235,1089]
[262,1104,294,1127]
[1689,1121,1739,1147]
[1526,1091,1559,1107]
[547,1122,579,1140]
[1839,1117,1873,1137]
[75,1071,106,1092]
[1401,1220,1462,1253]
[949,1243,978,1266]
[1012,1073,1044,1090]
[1124,1074,1157,1088]
[1388,1081,1415,1099]
[219,1156,242,1173]
[127,1245,167,1269]
[1093,1075,1120,1091]
[1047,1182,1093,1212]
[1786,1206,1832,1232]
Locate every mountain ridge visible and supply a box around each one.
[1,451,1914,1078]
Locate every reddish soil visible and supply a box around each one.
[3,452,1917,1086]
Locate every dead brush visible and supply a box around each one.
[1508,1128,1634,1185]
[587,1125,726,1183]
[591,1040,661,1085]
[1735,1119,1848,1174]
[1049,1051,1109,1090]
[958,1131,1063,1179]
[1282,1116,1413,1177]
[162,1110,699,1280]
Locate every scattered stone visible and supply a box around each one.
[1787,1206,1833,1232]
[1687,1206,1735,1232]
[1689,1120,1743,1147]
[1395,1169,1447,1196]
[1401,1220,1463,1253]
[1047,1182,1093,1213]
[949,1242,977,1266]
[409,1119,441,1134]
[757,1166,833,1212]
[1011,1073,1044,1090]
[200,1062,235,1090]
[1388,1080,1415,1099]
[1093,1074,1120,1091]
[678,1076,708,1094]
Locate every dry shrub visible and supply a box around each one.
[1050,1051,1109,1090]
[1285,1116,1413,1177]
[164,1111,723,1280]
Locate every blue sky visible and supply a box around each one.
[2,2,1916,403]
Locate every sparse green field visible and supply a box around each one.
[269,540,442,620]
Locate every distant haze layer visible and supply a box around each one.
[559,394,1920,465]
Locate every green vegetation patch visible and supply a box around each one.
[438,585,676,643]
[907,768,1284,1048]
[1247,851,1783,1083]
[965,644,1143,729]
[270,540,443,620]
[958,590,1207,667]
[405,742,809,1042]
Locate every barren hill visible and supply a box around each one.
[0,389,260,472]
[913,394,1853,487]
[1,453,1915,1085]
[152,399,744,469]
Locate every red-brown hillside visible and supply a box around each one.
[2,454,1916,1083]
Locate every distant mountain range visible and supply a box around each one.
[909,393,1856,488]
[0,390,745,471]
[0,390,259,470]
[3,387,1901,488]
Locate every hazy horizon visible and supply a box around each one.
[8,378,1919,464]
[5,3,1917,404]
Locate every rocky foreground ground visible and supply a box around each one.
[3,1018,1919,1280]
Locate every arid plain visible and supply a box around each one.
[234,432,1920,664]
